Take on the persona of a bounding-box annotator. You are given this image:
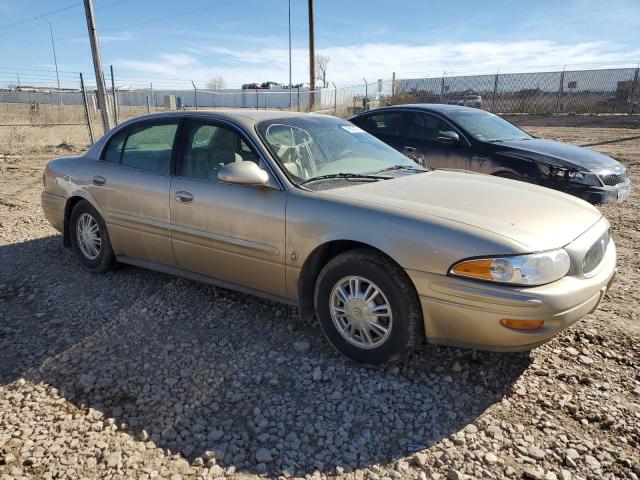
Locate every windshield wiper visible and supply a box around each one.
[300,173,392,185]
[374,164,427,174]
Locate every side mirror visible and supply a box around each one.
[218,161,269,186]
[437,130,461,145]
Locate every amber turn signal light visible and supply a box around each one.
[499,318,545,330]
[451,259,495,280]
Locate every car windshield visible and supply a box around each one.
[446,109,531,142]
[256,116,420,185]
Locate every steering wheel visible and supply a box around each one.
[336,149,356,159]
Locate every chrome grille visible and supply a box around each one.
[583,231,609,274]
[600,171,628,186]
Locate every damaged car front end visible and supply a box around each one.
[537,162,630,203]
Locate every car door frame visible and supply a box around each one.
[168,114,290,301]
[89,117,184,266]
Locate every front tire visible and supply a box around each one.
[493,171,522,180]
[314,249,422,365]
[69,200,116,273]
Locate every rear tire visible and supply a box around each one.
[314,249,422,365]
[69,200,116,273]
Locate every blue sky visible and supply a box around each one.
[0,0,638,88]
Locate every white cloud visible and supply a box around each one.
[116,40,640,88]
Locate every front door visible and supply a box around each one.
[169,118,287,297]
[402,112,472,170]
[88,120,179,266]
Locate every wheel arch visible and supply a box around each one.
[297,239,417,323]
[62,192,104,248]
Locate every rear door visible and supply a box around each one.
[88,120,179,266]
[402,111,472,170]
[169,118,287,297]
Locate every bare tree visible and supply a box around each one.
[206,76,226,90]
[315,54,329,88]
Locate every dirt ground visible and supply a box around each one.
[0,118,639,480]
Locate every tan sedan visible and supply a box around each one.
[41,111,616,364]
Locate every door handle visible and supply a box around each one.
[403,146,416,153]
[92,175,106,186]
[175,191,194,203]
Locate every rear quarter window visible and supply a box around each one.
[101,128,127,163]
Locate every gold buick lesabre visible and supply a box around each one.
[41,111,616,364]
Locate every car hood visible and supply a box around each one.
[320,170,602,252]
[494,138,620,171]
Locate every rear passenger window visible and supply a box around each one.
[101,129,126,163]
[120,123,178,175]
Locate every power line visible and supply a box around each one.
[0,0,131,38]
[2,0,245,49]
[0,2,81,31]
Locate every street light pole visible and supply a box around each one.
[35,17,62,105]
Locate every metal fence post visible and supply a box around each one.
[80,73,95,144]
[297,86,300,112]
[556,68,565,114]
[363,77,368,106]
[146,95,150,114]
[491,72,499,113]
[110,65,118,125]
[256,90,259,110]
[332,82,337,114]
[191,81,198,110]
[391,72,396,99]
[629,67,639,115]
[440,73,445,103]
[150,82,154,111]
[212,92,216,110]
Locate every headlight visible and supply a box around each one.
[540,164,601,186]
[450,249,571,286]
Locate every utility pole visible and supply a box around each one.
[308,0,315,110]
[288,0,292,110]
[83,0,111,133]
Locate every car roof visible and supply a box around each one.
[354,103,482,116]
[129,109,327,123]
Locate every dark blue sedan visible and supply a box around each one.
[349,104,630,203]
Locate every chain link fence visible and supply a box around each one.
[1,65,639,153]
[394,66,640,115]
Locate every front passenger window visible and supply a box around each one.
[181,121,260,182]
[407,113,449,141]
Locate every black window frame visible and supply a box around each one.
[98,118,183,177]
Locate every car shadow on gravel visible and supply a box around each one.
[1,236,532,477]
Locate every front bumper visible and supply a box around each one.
[407,228,617,352]
[539,179,631,204]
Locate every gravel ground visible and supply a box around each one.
[0,121,639,480]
